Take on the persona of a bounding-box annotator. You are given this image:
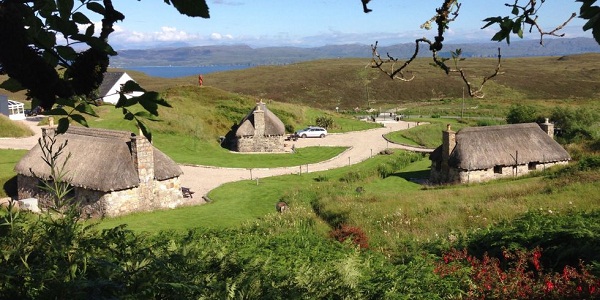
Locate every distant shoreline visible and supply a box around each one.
[120,65,253,78]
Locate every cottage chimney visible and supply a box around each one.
[540,118,554,138]
[253,103,265,137]
[131,134,155,185]
[442,124,456,174]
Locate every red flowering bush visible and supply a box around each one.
[329,224,369,249]
[435,247,600,299]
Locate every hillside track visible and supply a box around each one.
[0,118,433,201]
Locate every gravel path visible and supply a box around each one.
[0,118,433,199]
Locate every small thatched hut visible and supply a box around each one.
[429,120,571,184]
[223,101,286,152]
[14,126,184,217]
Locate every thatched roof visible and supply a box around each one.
[14,126,182,192]
[98,72,125,97]
[431,123,571,170]
[234,102,285,137]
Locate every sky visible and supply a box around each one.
[101,0,593,50]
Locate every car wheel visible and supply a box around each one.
[301,134,307,138]
[320,134,325,138]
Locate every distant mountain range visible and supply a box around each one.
[110,37,600,67]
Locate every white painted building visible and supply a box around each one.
[98,72,144,105]
[0,96,25,120]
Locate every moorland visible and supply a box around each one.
[1,54,600,298]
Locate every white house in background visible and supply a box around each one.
[0,95,26,120]
[98,72,144,105]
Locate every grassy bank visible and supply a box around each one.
[0,149,27,197]
[0,115,33,138]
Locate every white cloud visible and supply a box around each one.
[109,26,200,44]
[210,33,234,41]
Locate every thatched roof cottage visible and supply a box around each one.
[14,126,184,217]
[223,101,286,152]
[429,120,571,184]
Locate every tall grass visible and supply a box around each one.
[0,115,33,138]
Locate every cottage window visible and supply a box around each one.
[493,165,502,174]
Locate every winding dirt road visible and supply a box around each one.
[0,118,433,199]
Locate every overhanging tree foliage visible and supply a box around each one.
[0,0,209,140]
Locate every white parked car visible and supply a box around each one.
[295,126,328,138]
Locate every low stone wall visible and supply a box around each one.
[235,135,284,152]
[457,161,569,184]
[17,174,184,218]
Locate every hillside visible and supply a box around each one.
[201,53,600,110]
[2,53,599,114]
[109,37,600,67]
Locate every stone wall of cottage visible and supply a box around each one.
[17,175,184,217]
[430,160,569,184]
[454,160,569,184]
[235,135,284,152]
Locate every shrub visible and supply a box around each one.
[551,107,598,143]
[436,247,600,299]
[340,171,362,183]
[315,116,334,129]
[377,164,394,178]
[329,224,369,249]
[506,104,539,124]
[577,155,600,171]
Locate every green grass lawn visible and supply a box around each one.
[385,119,469,148]
[0,149,27,197]
[98,149,600,252]
[97,150,421,232]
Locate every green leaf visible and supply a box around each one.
[74,102,98,117]
[56,97,77,108]
[34,28,57,50]
[121,80,145,93]
[70,114,88,127]
[85,37,116,55]
[579,0,600,44]
[0,78,25,93]
[57,117,70,134]
[137,93,160,116]
[481,16,502,29]
[85,24,95,37]
[56,46,78,61]
[134,111,159,121]
[42,51,60,69]
[511,6,519,16]
[86,2,105,15]
[58,0,74,20]
[165,0,210,18]
[45,108,70,116]
[72,12,91,24]
[136,120,152,142]
[39,1,57,19]
[115,94,134,108]
[123,111,135,121]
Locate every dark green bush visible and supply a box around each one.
[506,104,539,124]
